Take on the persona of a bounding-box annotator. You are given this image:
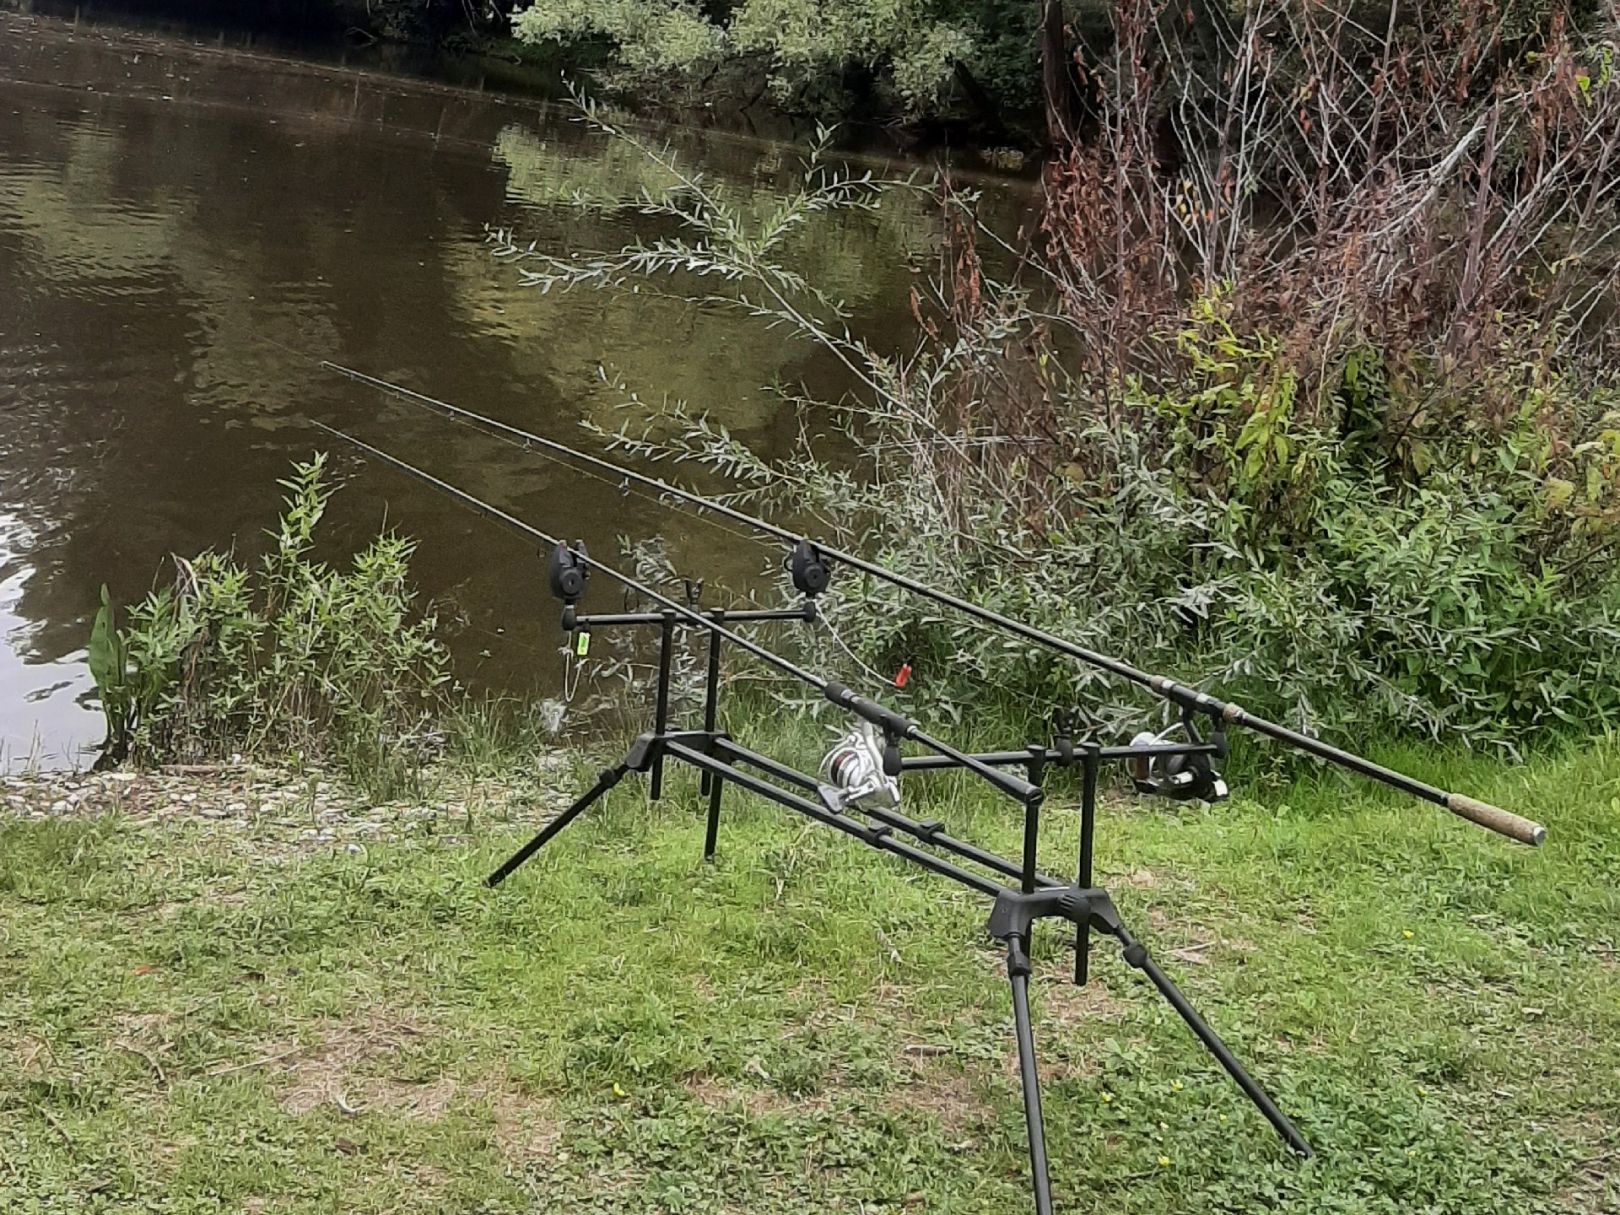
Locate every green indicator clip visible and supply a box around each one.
[573,630,591,658]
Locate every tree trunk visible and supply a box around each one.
[1040,0,1076,146]
[953,60,1012,142]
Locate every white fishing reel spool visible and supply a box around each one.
[817,720,901,813]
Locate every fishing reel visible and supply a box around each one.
[1127,715,1228,803]
[787,540,833,597]
[817,720,901,813]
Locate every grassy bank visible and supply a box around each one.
[3,724,1617,1213]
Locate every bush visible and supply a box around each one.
[510,0,1036,124]
[89,456,449,790]
[487,3,1620,756]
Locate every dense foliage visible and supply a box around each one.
[89,457,448,789]
[507,0,1614,134]
[491,0,1620,754]
[512,0,1041,122]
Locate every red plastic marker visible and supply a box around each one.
[894,660,913,689]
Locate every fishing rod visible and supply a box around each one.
[307,420,1037,806]
[306,418,1321,1213]
[319,361,1548,848]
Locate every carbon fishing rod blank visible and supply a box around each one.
[310,418,1321,1214]
[318,360,1548,849]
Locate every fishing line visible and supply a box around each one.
[814,608,897,688]
[242,329,767,559]
[475,428,764,550]
[308,419,1042,805]
[312,361,1548,847]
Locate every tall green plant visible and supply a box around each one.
[91,456,448,793]
[86,586,131,763]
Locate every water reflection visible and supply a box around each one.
[0,11,1028,768]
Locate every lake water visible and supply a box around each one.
[0,10,1027,768]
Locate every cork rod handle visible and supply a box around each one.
[1444,794,1547,847]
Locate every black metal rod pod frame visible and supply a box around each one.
[487,590,1313,1214]
[314,361,1545,847]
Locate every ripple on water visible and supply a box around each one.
[0,10,1028,771]
[0,523,102,772]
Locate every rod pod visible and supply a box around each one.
[319,362,1547,847]
[316,419,1327,1215]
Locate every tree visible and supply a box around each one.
[510,0,1040,127]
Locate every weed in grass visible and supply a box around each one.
[88,456,449,790]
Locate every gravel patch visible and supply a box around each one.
[0,757,571,851]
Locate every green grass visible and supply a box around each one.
[2,726,1618,1213]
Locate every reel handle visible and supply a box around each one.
[1443,794,1546,847]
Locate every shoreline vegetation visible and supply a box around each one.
[11,3,1618,163]
[36,0,1616,158]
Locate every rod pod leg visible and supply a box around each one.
[702,764,724,861]
[486,762,630,887]
[649,614,675,800]
[1005,934,1056,1215]
[1073,746,1098,986]
[1111,924,1313,1158]
[990,885,1312,1167]
[699,620,723,799]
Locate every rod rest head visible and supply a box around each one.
[987,885,1124,943]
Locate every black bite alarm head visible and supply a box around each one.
[788,540,831,596]
[547,541,589,604]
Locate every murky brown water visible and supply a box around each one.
[0,11,1028,768]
